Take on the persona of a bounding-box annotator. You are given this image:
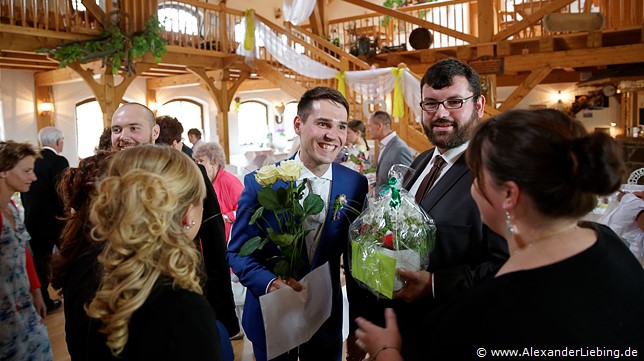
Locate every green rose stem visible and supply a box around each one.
[240,161,324,283]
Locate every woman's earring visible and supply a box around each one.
[505,211,514,238]
[185,220,197,230]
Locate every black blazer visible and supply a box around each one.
[347,148,508,361]
[196,164,240,337]
[404,149,508,300]
[21,148,69,242]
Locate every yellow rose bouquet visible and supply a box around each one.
[239,160,324,280]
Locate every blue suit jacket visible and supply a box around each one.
[227,160,368,353]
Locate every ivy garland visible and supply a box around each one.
[38,14,167,76]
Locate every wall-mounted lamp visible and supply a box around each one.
[234,97,241,113]
[38,102,54,115]
[552,91,566,111]
[275,102,285,116]
[274,102,285,124]
[553,90,565,103]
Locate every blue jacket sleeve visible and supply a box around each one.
[226,173,278,298]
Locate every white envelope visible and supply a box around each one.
[260,262,333,360]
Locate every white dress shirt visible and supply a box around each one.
[409,142,469,198]
[377,131,398,163]
[295,152,333,262]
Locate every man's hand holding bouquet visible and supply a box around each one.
[238,160,324,290]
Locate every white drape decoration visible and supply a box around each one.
[344,68,421,122]
[344,67,396,99]
[239,12,337,79]
[237,13,257,64]
[402,70,423,122]
[283,0,316,26]
[237,12,423,122]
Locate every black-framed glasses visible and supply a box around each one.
[420,95,476,112]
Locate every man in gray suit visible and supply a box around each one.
[368,110,413,188]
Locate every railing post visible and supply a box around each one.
[219,3,229,52]
[477,0,495,42]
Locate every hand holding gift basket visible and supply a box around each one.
[348,165,436,299]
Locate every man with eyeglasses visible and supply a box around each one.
[346,58,508,361]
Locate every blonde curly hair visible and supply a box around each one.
[87,145,206,356]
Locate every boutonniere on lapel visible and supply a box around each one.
[239,160,324,281]
[332,194,361,222]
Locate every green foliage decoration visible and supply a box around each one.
[37,14,167,76]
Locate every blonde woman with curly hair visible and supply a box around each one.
[87,145,223,360]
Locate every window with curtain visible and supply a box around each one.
[70,0,102,11]
[238,101,268,146]
[158,2,199,35]
[158,99,204,141]
[75,99,104,158]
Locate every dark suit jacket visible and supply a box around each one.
[375,134,413,188]
[197,164,240,336]
[347,148,508,361]
[227,160,368,355]
[21,148,69,244]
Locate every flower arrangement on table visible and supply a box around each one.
[349,166,436,299]
[238,160,324,280]
[348,145,376,175]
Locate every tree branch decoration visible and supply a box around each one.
[38,12,167,76]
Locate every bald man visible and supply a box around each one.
[110,103,239,336]
[111,103,160,150]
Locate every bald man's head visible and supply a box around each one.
[111,103,160,150]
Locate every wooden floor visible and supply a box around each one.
[44,291,256,361]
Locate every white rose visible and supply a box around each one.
[255,164,278,186]
[276,160,302,182]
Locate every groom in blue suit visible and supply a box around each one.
[227,87,369,361]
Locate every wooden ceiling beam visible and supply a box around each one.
[0,61,57,69]
[499,65,552,111]
[34,61,105,86]
[504,43,644,73]
[308,0,327,38]
[236,79,280,92]
[147,70,225,89]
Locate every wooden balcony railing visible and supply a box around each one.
[325,0,643,55]
[3,0,641,57]
[158,0,242,54]
[0,0,105,33]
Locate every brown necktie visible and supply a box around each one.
[414,155,446,203]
